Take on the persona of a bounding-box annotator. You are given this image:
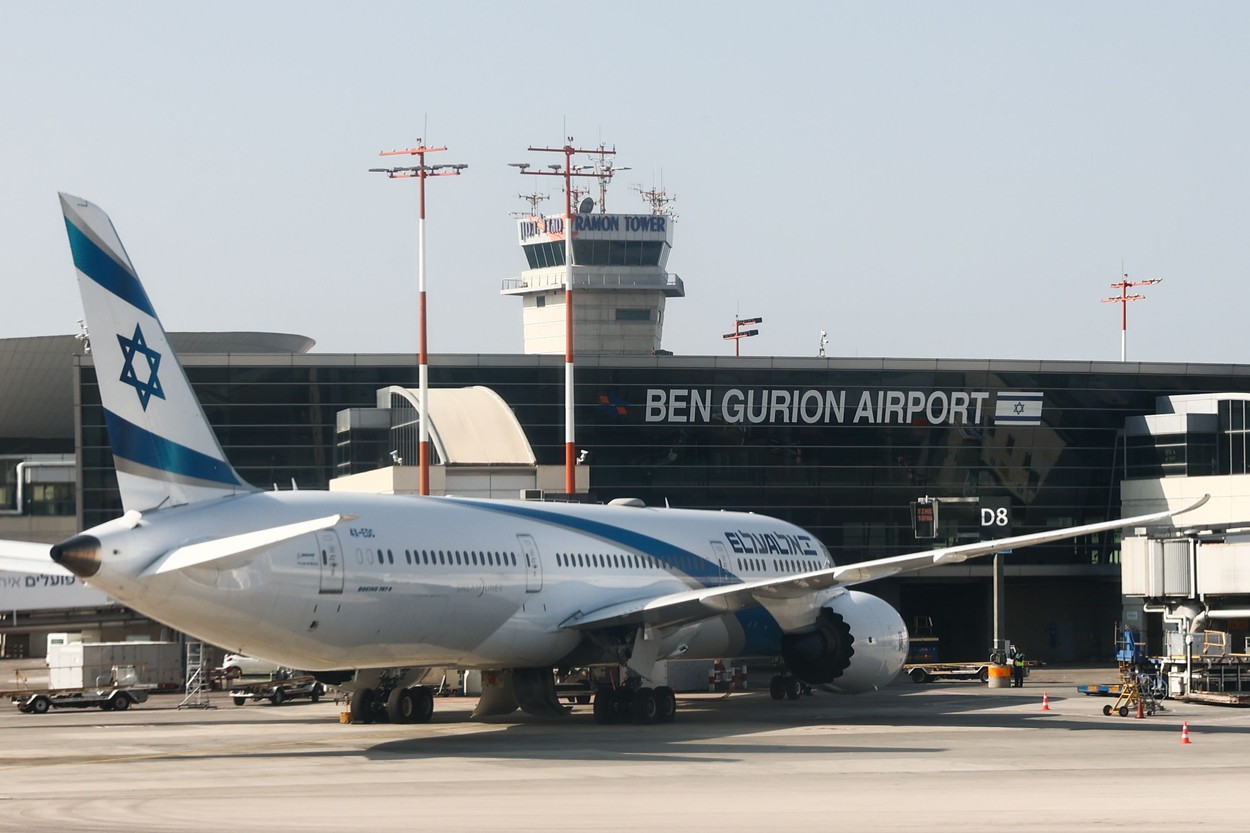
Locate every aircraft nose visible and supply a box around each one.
[50,534,102,578]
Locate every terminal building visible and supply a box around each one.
[4,193,1250,667]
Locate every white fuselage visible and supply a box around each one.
[84,492,859,673]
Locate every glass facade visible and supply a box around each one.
[521,239,667,269]
[75,354,1250,661]
[1219,399,1250,475]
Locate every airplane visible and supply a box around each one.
[0,194,1206,726]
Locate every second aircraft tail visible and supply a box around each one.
[60,193,257,512]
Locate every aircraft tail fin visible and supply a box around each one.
[59,194,257,512]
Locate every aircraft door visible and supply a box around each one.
[710,540,731,585]
[316,530,344,594]
[517,534,542,593]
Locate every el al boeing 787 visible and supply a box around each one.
[0,195,1204,726]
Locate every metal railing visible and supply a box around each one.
[501,272,684,295]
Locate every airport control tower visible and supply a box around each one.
[501,193,684,355]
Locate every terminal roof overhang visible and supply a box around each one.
[0,333,314,441]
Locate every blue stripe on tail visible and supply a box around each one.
[64,216,157,318]
[103,408,249,488]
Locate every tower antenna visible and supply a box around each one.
[636,177,677,218]
[1101,270,1162,361]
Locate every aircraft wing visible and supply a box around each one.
[0,540,73,576]
[561,495,1209,632]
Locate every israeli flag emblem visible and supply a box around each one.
[994,392,1043,426]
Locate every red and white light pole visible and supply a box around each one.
[510,139,615,495]
[371,142,466,496]
[1101,273,1161,362]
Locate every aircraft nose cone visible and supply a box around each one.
[50,534,102,578]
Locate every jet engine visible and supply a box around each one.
[779,590,909,693]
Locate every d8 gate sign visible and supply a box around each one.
[979,497,1012,540]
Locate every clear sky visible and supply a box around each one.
[3,2,1247,362]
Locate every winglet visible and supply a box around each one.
[1181,494,1212,514]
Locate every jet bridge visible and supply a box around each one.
[1122,529,1250,700]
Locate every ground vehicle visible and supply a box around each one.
[9,664,153,713]
[229,674,325,706]
[220,653,281,680]
[48,641,182,690]
[902,662,995,684]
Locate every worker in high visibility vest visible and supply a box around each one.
[1011,648,1026,687]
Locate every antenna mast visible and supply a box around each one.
[370,140,467,496]
[511,191,549,218]
[1101,272,1162,362]
[636,182,677,218]
[723,316,763,357]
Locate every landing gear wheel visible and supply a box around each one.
[631,687,659,724]
[785,677,802,701]
[350,687,376,724]
[387,687,416,723]
[769,674,786,701]
[592,689,617,725]
[655,686,677,723]
[411,687,434,723]
[612,688,634,722]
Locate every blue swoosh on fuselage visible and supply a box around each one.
[452,499,788,650]
[450,499,726,585]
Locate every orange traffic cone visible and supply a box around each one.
[1181,721,1191,744]
[1136,698,1144,719]
[1041,692,1051,711]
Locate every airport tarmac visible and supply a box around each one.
[0,667,1247,832]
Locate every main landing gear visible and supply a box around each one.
[349,684,435,725]
[768,674,812,701]
[591,685,677,725]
